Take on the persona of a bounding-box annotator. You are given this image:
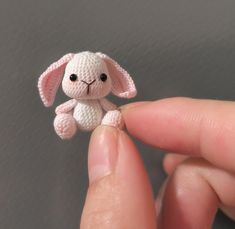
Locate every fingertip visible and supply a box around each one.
[88,125,119,184]
[122,97,235,172]
[163,154,173,175]
[163,154,178,175]
[83,125,157,229]
[90,125,118,141]
[163,154,189,175]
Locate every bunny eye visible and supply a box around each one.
[100,73,107,82]
[70,74,77,81]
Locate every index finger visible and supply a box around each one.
[122,97,235,172]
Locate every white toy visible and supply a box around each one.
[38,51,137,139]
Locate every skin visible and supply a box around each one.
[80,97,235,229]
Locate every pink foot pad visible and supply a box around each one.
[54,114,77,139]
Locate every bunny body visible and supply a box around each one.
[38,51,136,139]
[73,100,103,131]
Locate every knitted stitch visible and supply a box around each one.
[38,51,137,139]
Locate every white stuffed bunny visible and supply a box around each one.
[38,51,137,139]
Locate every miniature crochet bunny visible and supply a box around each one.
[38,51,137,139]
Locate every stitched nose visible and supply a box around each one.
[81,79,96,85]
[81,79,96,94]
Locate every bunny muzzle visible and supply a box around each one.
[81,79,96,95]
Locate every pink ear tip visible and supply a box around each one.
[38,79,54,107]
[120,89,137,98]
[131,90,137,98]
[43,100,52,107]
[38,79,49,107]
[38,89,53,107]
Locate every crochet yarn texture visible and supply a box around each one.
[38,51,137,139]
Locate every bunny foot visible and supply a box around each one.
[101,110,124,129]
[54,114,77,139]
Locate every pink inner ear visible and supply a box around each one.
[38,53,74,107]
[96,52,137,98]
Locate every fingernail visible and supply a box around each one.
[155,191,163,218]
[156,179,168,227]
[88,126,119,184]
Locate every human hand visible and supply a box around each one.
[80,97,235,229]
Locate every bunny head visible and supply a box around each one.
[38,51,137,107]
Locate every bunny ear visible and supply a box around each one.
[96,52,137,98]
[38,53,74,107]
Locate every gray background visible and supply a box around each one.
[0,0,235,228]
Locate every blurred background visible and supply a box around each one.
[0,0,235,228]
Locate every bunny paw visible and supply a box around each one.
[54,114,77,139]
[101,110,124,129]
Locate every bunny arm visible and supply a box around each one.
[99,98,117,112]
[55,99,77,115]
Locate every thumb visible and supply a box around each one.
[81,126,156,229]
